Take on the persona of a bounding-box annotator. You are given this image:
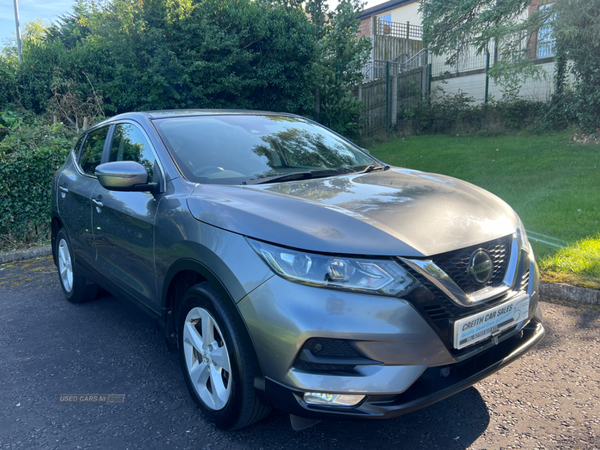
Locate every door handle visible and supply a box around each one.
[92,198,103,208]
[58,185,69,193]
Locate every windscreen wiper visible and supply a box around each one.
[242,172,315,185]
[360,164,389,174]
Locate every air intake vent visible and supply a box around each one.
[521,268,530,291]
[423,305,450,321]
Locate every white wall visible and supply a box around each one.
[386,2,422,26]
[431,62,558,104]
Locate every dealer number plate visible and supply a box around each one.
[453,294,530,350]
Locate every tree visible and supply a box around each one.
[421,0,600,133]
[0,47,19,109]
[307,0,371,137]
[420,0,551,84]
[4,0,371,138]
[552,0,600,133]
[12,0,317,117]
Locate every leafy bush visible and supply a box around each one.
[400,90,577,136]
[1,0,371,138]
[0,56,18,110]
[0,111,76,242]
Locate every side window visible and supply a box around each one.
[109,124,157,181]
[73,135,85,156]
[79,126,110,176]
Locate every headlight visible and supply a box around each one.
[248,239,418,296]
[516,217,530,251]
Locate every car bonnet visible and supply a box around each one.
[186,168,519,257]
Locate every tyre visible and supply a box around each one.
[55,228,98,303]
[178,282,271,430]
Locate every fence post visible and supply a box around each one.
[484,50,490,123]
[421,51,428,101]
[371,16,377,61]
[391,67,398,127]
[427,51,432,104]
[386,61,390,137]
[406,21,410,40]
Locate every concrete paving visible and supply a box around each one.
[0,256,598,449]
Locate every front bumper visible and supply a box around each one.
[264,317,544,420]
[237,250,543,419]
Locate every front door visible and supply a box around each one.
[57,126,109,268]
[92,123,163,311]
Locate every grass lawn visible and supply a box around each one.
[368,130,600,289]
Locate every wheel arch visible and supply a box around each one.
[161,259,270,406]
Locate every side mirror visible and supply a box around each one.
[95,161,156,192]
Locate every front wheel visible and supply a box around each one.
[178,282,270,430]
[55,228,98,303]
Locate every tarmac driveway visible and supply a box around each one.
[0,256,599,449]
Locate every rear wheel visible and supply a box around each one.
[178,282,270,430]
[55,228,98,303]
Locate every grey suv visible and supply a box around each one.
[51,110,544,430]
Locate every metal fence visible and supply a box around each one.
[357,18,422,40]
[430,36,557,78]
[354,18,427,137]
[355,58,429,137]
[362,49,429,81]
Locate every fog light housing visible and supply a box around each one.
[303,392,365,407]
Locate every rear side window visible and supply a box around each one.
[109,124,157,180]
[73,135,85,155]
[79,126,109,176]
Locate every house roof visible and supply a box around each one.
[358,0,419,20]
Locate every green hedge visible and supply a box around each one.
[0,114,76,242]
[399,91,578,135]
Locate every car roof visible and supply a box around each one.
[85,109,300,131]
[80,110,316,140]
[142,109,296,119]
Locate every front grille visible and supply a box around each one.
[399,235,518,356]
[430,235,511,294]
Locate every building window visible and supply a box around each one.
[537,4,555,58]
[378,13,392,35]
[379,13,391,24]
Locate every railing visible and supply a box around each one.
[357,18,423,40]
[362,51,429,81]
[401,48,429,72]
[361,60,402,82]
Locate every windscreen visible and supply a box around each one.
[153,115,375,184]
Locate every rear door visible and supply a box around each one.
[91,122,164,311]
[57,125,110,268]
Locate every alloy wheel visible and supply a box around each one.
[57,238,73,293]
[183,307,232,410]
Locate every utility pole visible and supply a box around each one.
[13,0,23,63]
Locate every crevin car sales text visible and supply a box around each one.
[461,305,514,331]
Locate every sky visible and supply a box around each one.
[1,0,384,45]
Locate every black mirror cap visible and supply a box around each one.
[95,161,156,192]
